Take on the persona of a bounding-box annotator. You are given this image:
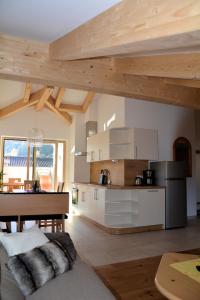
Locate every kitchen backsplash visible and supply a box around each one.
[90,159,148,186]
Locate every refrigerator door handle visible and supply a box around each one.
[165,178,186,181]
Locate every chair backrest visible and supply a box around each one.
[40,175,52,191]
[8,178,21,183]
[24,180,34,191]
[57,182,64,192]
[8,178,21,192]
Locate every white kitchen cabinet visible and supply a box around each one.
[77,184,106,225]
[92,187,106,224]
[86,134,98,162]
[87,131,109,162]
[133,189,165,227]
[76,184,165,229]
[86,127,158,162]
[130,128,159,161]
[97,132,109,161]
[77,185,90,217]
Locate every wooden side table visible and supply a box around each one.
[155,253,200,300]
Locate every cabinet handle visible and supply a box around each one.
[98,149,101,160]
[135,146,138,159]
[148,190,159,192]
[94,189,98,200]
[82,192,85,201]
[91,151,95,161]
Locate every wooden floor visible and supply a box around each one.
[95,248,200,300]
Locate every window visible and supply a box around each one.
[1,137,66,191]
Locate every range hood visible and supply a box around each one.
[74,121,97,157]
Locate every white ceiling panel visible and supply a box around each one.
[0,0,121,42]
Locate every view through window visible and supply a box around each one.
[2,138,66,192]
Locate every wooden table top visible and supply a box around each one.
[3,182,24,187]
[155,252,200,300]
[0,192,69,216]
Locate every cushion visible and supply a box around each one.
[7,241,71,297]
[45,232,76,269]
[0,225,49,256]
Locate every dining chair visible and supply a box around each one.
[38,214,67,232]
[24,180,34,191]
[57,182,64,192]
[39,182,65,232]
[7,178,22,192]
[40,175,52,191]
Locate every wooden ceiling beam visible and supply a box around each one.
[115,74,200,109]
[1,35,200,110]
[50,0,200,60]
[59,103,83,112]
[164,78,200,88]
[114,54,200,80]
[23,83,32,103]
[0,35,114,91]
[0,88,44,118]
[55,87,65,108]
[36,86,54,111]
[46,96,72,124]
[82,92,96,113]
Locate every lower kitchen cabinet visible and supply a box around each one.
[132,189,165,227]
[76,184,165,229]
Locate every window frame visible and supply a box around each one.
[0,136,66,191]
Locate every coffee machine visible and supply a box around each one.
[143,169,154,185]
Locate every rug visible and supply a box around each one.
[95,249,200,300]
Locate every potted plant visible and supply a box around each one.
[0,170,4,192]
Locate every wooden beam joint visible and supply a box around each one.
[36,87,54,111]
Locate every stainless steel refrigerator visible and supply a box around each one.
[150,161,187,229]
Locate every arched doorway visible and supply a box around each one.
[173,137,192,177]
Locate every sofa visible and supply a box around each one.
[0,234,115,300]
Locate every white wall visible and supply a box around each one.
[0,107,70,140]
[95,94,125,133]
[125,99,195,161]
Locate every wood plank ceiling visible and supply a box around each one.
[0,0,200,124]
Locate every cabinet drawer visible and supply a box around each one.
[105,212,132,226]
[107,190,133,202]
[105,201,132,214]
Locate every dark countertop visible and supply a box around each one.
[75,183,165,190]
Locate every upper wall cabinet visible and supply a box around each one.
[131,128,159,161]
[87,128,158,162]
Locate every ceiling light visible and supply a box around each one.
[27,128,44,147]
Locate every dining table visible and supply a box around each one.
[0,191,69,232]
[2,182,24,193]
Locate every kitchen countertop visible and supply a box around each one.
[75,183,165,190]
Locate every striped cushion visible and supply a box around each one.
[7,241,72,296]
